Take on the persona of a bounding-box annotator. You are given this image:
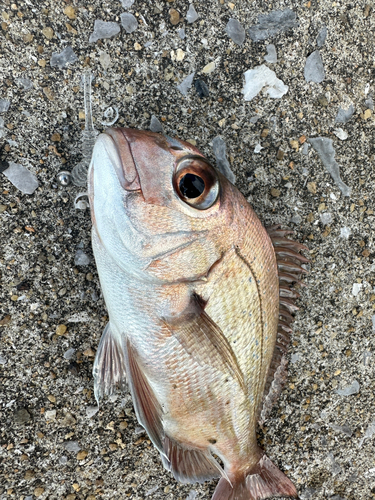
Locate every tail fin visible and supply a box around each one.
[212,455,298,500]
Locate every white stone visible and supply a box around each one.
[2,162,39,195]
[243,65,288,101]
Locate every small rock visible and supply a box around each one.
[14,408,31,424]
[362,109,372,120]
[248,9,298,41]
[178,28,185,39]
[320,212,332,225]
[34,488,45,498]
[74,249,90,266]
[264,44,277,63]
[64,441,81,453]
[89,20,120,43]
[243,65,288,101]
[0,99,10,113]
[340,227,351,239]
[99,51,111,70]
[202,62,215,74]
[335,105,354,123]
[225,18,245,45]
[304,50,325,83]
[150,115,163,133]
[16,78,33,90]
[307,182,317,194]
[333,128,348,140]
[42,27,54,39]
[77,450,88,460]
[316,26,327,47]
[194,79,209,98]
[336,380,360,396]
[121,12,138,33]
[276,149,284,160]
[352,283,362,296]
[186,4,198,23]
[329,423,352,437]
[270,188,281,197]
[56,324,67,336]
[2,162,39,195]
[86,406,99,418]
[177,72,195,96]
[63,5,76,19]
[120,0,135,8]
[254,144,263,153]
[45,410,56,421]
[63,348,76,360]
[169,9,180,25]
[176,48,185,61]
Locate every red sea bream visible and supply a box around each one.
[88,128,308,500]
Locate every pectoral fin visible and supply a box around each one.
[163,295,246,392]
[93,323,127,404]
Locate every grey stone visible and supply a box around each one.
[264,44,277,63]
[320,212,333,225]
[177,72,195,96]
[14,408,31,424]
[317,26,327,47]
[2,162,39,195]
[336,380,360,396]
[225,19,245,45]
[89,20,120,43]
[74,249,90,266]
[308,137,351,196]
[63,441,81,453]
[212,136,236,184]
[150,115,163,133]
[0,99,10,112]
[304,50,325,83]
[16,78,33,90]
[178,28,185,39]
[329,424,353,437]
[248,9,298,41]
[50,46,78,69]
[335,104,355,123]
[121,12,138,33]
[186,4,198,24]
[120,0,135,8]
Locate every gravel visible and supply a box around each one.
[1,0,375,499]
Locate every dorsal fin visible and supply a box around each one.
[260,225,309,425]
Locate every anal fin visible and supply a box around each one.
[162,435,224,484]
[93,323,127,404]
[126,339,164,453]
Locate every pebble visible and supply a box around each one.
[74,249,90,266]
[63,5,76,20]
[89,20,120,43]
[264,44,277,63]
[0,99,10,113]
[178,28,185,39]
[120,0,135,8]
[16,78,33,90]
[121,12,138,33]
[2,162,39,195]
[225,18,245,45]
[317,25,327,47]
[42,27,54,39]
[63,348,76,360]
[86,406,99,418]
[45,409,56,421]
[186,4,198,23]
[352,283,362,296]
[362,109,372,120]
[320,212,332,225]
[212,136,236,184]
[308,137,351,196]
[169,9,180,25]
[64,441,81,453]
[335,104,354,123]
[0,354,6,365]
[150,115,163,133]
[304,50,325,83]
[202,62,215,74]
[340,227,351,239]
[243,65,288,101]
[34,488,45,498]
[99,51,111,70]
[50,46,78,69]
[270,188,281,197]
[76,450,88,460]
[336,380,360,396]
[194,79,209,98]
[307,182,317,194]
[333,128,348,140]
[176,48,185,61]
[56,324,67,336]
[177,72,195,96]
[248,9,298,41]
[14,408,31,424]
[254,143,263,153]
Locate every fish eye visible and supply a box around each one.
[174,156,219,210]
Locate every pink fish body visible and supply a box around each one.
[88,128,307,499]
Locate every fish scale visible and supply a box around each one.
[89,127,307,500]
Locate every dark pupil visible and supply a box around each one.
[179,173,205,199]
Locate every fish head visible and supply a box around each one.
[88,128,244,283]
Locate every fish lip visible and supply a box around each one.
[103,128,142,192]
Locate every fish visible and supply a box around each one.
[88,127,308,500]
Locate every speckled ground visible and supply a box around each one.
[1,1,375,499]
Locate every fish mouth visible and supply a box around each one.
[104,128,142,192]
